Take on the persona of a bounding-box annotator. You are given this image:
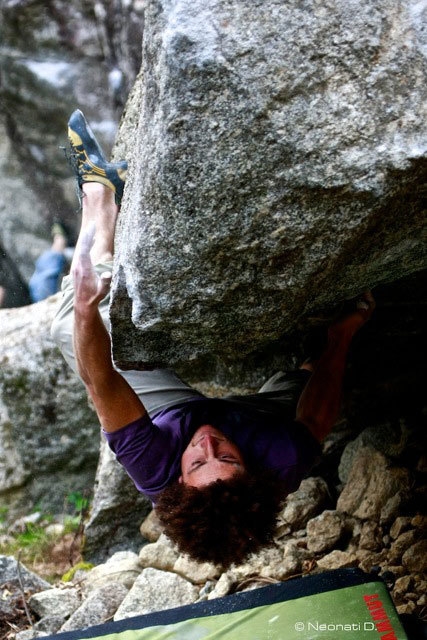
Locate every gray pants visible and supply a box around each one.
[51,263,309,417]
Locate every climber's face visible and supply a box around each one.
[179,425,245,487]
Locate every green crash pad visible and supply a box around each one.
[44,568,408,639]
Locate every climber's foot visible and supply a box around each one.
[66,109,127,206]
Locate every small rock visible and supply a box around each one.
[0,555,50,591]
[402,539,427,573]
[44,523,65,537]
[197,580,216,600]
[238,542,310,581]
[34,616,65,634]
[114,568,198,620]
[338,424,410,483]
[275,540,312,579]
[140,509,163,542]
[396,601,416,615]
[393,575,413,595]
[355,548,372,566]
[388,530,420,564]
[173,555,221,583]
[390,516,413,539]
[28,587,80,619]
[306,510,348,553]
[60,582,129,631]
[337,447,410,520]
[139,535,179,571]
[280,477,330,530]
[83,551,142,593]
[358,520,383,551]
[207,573,233,599]
[316,550,358,570]
[8,512,42,534]
[228,546,289,581]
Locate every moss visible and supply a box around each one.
[61,561,94,583]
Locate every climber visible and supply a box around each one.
[51,110,375,568]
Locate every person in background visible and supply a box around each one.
[29,223,71,303]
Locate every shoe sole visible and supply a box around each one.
[67,110,127,203]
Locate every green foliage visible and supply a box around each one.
[62,491,90,533]
[0,489,92,580]
[13,523,48,548]
[0,522,53,563]
[61,561,94,583]
[62,515,82,534]
[0,506,8,523]
[66,491,89,514]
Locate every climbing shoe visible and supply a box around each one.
[66,109,127,206]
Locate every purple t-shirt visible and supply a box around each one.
[104,397,321,502]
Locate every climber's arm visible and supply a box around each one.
[73,227,146,432]
[296,293,375,442]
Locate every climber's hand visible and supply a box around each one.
[328,291,376,342]
[72,223,111,314]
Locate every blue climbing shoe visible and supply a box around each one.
[66,109,127,206]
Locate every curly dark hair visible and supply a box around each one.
[155,471,286,568]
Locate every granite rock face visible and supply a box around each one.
[0,298,99,516]
[111,0,427,381]
[0,297,150,557]
[83,440,152,564]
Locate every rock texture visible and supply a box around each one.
[337,446,411,521]
[0,0,143,305]
[114,567,199,620]
[83,440,151,564]
[111,0,427,380]
[0,297,150,561]
[0,297,99,517]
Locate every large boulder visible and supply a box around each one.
[0,296,150,546]
[83,440,152,564]
[0,298,99,517]
[111,0,427,381]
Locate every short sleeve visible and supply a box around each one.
[103,413,180,498]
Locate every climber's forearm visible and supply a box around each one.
[71,222,146,432]
[296,333,352,442]
[296,293,375,441]
[73,304,114,387]
[73,305,146,432]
